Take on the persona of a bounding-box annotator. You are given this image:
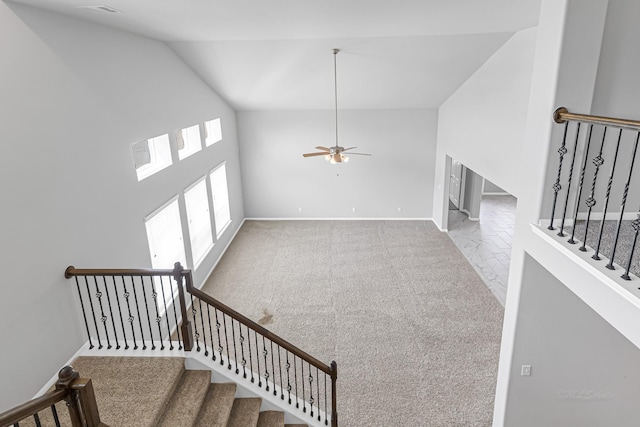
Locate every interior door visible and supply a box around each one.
[449,160,462,208]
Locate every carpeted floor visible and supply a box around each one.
[201,220,504,427]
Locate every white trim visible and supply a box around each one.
[198,218,246,290]
[459,209,480,221]
[245,217,433,221]
[144,194,180,221]
[482,192,511,196]
[34,341,92,398]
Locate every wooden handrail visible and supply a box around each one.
[554,107,640,131]
[65,266,177,278]
[0,367,107,427]
[180,266,333,375]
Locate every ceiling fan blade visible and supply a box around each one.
[303,152,329,157]
[347,153,372,156]
[315,146,331,152]
[342,147,357,152]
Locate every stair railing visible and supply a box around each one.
[0,366,107,427]
[547,107,640,280]
[65,263,338,427]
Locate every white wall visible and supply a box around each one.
[0,3,244,411]
[237,109,437,219]
[505,254,640,427]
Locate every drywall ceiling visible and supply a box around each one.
[8,0,541,110]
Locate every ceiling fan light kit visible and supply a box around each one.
[302,48,371,164]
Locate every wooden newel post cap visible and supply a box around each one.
[56,366,80,390]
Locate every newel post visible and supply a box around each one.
[173,262,194,351]
[56,366,83,426]
[330,360,338,427]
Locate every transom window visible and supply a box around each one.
[204,118,222,147]
[132,134,172,181]
[176,124,202,160]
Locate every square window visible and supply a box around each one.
[204,118,222,147]
[177,124,202,160]
[133,134,172,181]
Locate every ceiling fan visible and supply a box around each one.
[302,49,371,164]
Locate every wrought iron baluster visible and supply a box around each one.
[549,122,570,230]
[198,299,208,356]
[580,127,608,252]
[593,129,623,260]
[101,276,119,349]
[149,277,164,350]
[231,319,239,374]
[559,123,582,236]
[301,359,306,412]
[324,372,328,425]
[223,314,231,369]
[73,276,93,349]
[214,308,223,365]
[278,346,284,400]
[206,305,214,360]
[122,276,138,349]
[167,275,182,350]
[159,276,174,350]
[92,277,111,349]
[294,357,299,408]
[316,366,321,421]
[239,324,247,378]
[51,404,60,427]
[247,326,254,382]
[139,276,156,350]
[271,340,277,396]
[285,350,292,404]
[190,295,201,352]
[607,132,640,270]
[255,330,262,386]
[130,276,146,349]
[33,413,41,427]
[309,364,315,418]
[621,216,640,280]
[263,336,270,391]
[111,277,127,350]
[569,124,594,244]
[84,276,102,349]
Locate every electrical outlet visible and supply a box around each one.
[352,207,356,213]
[521,365,532,376]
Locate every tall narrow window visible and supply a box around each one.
[204,118,222,147]
[210,163,231,237]
[133,134,172,181]
[184,177,214,267]
[176,124,202,160]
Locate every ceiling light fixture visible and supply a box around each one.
[302,49,371,164]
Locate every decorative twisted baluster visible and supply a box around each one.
[150,280,164,350]
[271,341,277,396]
[593,129,623,260]
[214,308,223,364]
[206,305,214,359]
[73,276,93,349]
[579,128,607,252]
[139,276,157,350]
[122,276,138,349]
[549,122,570,230]
[607,132,640,270]
[190,295,200,352]
[316,366,321,421]
[231,319,239,374]
[93,277,111,349]
[101,276,119,349]
[239,325,247,379]
[569,125,594,244]
[255,331,262,386]
[111,277,128,350]
[263,337,270,391]
[247,326,254,382]
[558,123,582,237]
[223,314,231,369]
[324,372,328,425]
[621,215,640,280]
[301,361,306,413]
[198,299,208,356]
[285,351,292,404]
[84,277,102,349]
[309,367,315,418]
[278,347,284,400]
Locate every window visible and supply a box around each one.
[184,178,213,267]
[210,163,231,237]
[144,197,187,270]
[133,134,172,181]
[204,118,222,147]
[176,124,202,160]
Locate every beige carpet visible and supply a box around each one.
[201,220,504,427]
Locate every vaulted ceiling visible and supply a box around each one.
[10,0,541,110]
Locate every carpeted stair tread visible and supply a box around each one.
[157,370,211,427]
[284,425,308,427]
[227,397,262,427]
[195,382,237,427]
[257,410,285,427]
[70,356,185,427]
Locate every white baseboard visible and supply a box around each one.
[199,218,246,290]
[460,209,480,221]
[34,341,91,398]
[245,217,433,221]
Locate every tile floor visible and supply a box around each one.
[447,195,517,306]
